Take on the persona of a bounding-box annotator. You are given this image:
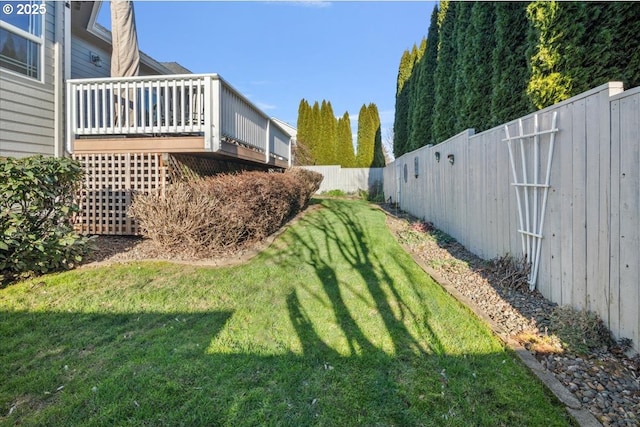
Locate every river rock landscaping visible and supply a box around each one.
[381,204,639,427]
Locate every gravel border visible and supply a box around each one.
[379,204,639,427]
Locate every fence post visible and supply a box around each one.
[265,119,271,163]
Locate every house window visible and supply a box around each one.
[0,1,45,80]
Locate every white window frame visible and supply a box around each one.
[0,0,46,83]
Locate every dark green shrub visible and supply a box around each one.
[129,168,322,257]
[0,156,93,284]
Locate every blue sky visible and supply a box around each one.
[99,1,436,141]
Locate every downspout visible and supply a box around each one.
[53,1,64,157]
[61,1,71,156]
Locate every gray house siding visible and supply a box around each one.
[1,1,189,159]
[0,1,58,157]
[70,36,110,79]
[70,27,175,79]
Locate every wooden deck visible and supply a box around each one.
[66,73,292,169]
[67,74,292,236]
[72,137,289,169]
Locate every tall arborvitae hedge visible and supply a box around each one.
[408,6,439,151]
[356,103,384,167]
[405,38,427,151]
[453,1,473,134]
[526,1,573,109]
[393,47,418,157]
[296,99,379,167]
[432,0,458,144]
[369,103,386,167]
[296,99,312,163]
[356,104,372,167]
[611,2,640,90]
[490,2,531,127]
[393,0,640,158]
[462,1,496,133]
[336,112,356,167]
[319,101,338,165]
[310,101,322,162]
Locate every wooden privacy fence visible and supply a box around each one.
[302,165,384,194]
[384,82,640,352]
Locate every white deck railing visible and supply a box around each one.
[66,74,291,164]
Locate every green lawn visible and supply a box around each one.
[0,198,573,426]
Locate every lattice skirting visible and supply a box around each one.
[73,153,168,235]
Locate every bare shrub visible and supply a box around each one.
[489,254,531,291]
[285,167,323,208]
[129,169,323,257]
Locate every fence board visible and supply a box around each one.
[484,134,496,258]
[596,88,613,326]
[609,98,621,337]
[495,128,510,256]
[559,104,574,306]
[571,98,588,310]
[539,111,557,301]
[585,94,602,312]
[617,92,639,345]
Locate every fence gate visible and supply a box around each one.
[503,112,559,290]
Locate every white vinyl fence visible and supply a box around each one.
[302,165,384,194]
[384,82,640,352]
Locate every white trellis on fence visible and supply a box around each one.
[504,112,559,290]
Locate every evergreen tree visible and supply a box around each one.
[307,101,322,163]
[356,104,373,167]
[319,101,338,164]
[555,2,640,96]
[432,0,458,143]
[408,6,439,151]
[393,49,415,157]
[355,103,384,167]
[490,2,532,127]
[405,38,427,151]
[295,99,314,165]
[336,112,356,167]
[369,103,385,167]
[611,2,640,90]
[453,1,473,133]
[527,1,640,109]
[461,1,496,133]
[526,1,572,109]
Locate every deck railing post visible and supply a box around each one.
[203,76,212,150]
[265,119,271,163]
[207,75,221,152]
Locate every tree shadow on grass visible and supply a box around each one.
[0,200,574,426]
[0,309,572,427]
